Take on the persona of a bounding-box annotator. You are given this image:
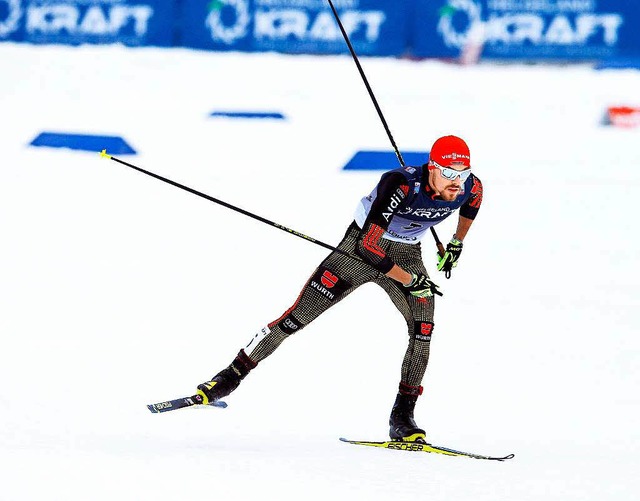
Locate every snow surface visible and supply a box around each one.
[1,43,639,501]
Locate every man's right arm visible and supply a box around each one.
[355,173,412,285]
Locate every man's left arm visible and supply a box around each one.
[453,215,474,242]
[438,175,483,275]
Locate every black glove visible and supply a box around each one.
[437,237,463,278]
[402,273,442,298]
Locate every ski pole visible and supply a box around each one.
[327,0,445,258]
[99,150,342,254]
[100,150,443,296]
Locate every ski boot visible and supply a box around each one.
[389,384,426,442]
[196,350,257,405]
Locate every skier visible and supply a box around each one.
[197,135,483,442]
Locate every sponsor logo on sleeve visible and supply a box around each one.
[382,187,407,221]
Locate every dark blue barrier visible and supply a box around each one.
[412,0,640,61]
[0,0,175,46]
[179,0,411,56]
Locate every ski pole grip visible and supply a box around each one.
[430,227,445,257]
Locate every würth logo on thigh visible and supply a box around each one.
[414,322,434,341]
[320,270,338,288]
[310,268,350,301]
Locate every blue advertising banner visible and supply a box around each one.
[179,0,411,56]
[412,0,640,60]
[0,0,174,46]
[3,1,639,59]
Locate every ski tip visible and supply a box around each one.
[484,453,515,461]
[339,437,350,443]
[147,404,159,413]
[210,400,228,409]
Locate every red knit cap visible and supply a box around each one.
[429,135,471,168]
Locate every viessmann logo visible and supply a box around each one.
[0,0,22,38]
[442,152,470,160]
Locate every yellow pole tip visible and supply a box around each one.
[99,149,112,159]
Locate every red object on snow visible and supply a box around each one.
[607,106,640,128]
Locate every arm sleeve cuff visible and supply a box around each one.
[459,204,479,220]
[376,257,395,274]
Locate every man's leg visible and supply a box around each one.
[197,224,379,403]
[375,242,435,441]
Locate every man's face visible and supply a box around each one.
[429,164,470,201]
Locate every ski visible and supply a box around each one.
[339,438,514,461]
[147,394,227,414]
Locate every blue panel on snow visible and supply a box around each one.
[343,151,429,171]
[210,111,286,120]
[30,132,136,154]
